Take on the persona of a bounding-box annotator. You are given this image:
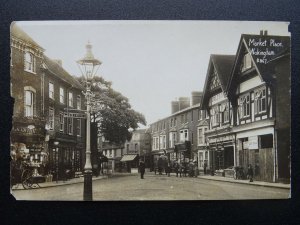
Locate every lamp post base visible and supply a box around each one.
[83,170,93,201]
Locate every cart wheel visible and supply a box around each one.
[22,169,33,189]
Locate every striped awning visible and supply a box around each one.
[120,154,138,162]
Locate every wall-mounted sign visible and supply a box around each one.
[248,136,258,149]
[64,112,86,119]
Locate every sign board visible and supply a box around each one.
[64,112,86,119]
[248,136,258,149]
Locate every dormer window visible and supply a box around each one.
[24,51,36,73]
[242,53,252,72]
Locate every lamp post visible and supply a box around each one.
[77,42,101,201]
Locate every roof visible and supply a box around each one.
[10,22,44,50]
[201,54,235,109]
[226,34,290,97]
[43,55,84,90]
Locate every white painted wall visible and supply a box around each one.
[239,75,264,93]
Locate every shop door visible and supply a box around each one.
[224,146,234,168]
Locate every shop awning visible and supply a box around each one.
[120,154,138,162]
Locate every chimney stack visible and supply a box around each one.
[171,101,180,114]
[264,30,268,36]
[178,97,190,111]
[191,91,202,105]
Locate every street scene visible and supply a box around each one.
[10,21,291,200]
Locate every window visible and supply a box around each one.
[160,135,166,149]
[134,143,138,152]
[198,128,204,145]
[77,95,81,110]
[240,94,250,118]
[24,90,34,117]
[211,107,220,126]
[242,53,252,71]
[59,112,64,132]
[59,87,65,104]
[153,137,159,150]
[49,82,54,99]
[255,88,267,114]
[77,119,81,136]
[68,92,73,107]
[24,52,36,73]
[169,132,177,148]
[180,129,188,142]
[68,118,73,135]
[49,108,54,130]
[222,104,229,123]
[174,117,177,126]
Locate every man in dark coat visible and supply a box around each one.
[247,164,254,182]
[139,161,145,179]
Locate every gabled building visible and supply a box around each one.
[226,33,290,182]
[201,55,236,173]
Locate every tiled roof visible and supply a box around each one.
[201,54,235,109]
[10,22,44,50]
[43,55,84,90]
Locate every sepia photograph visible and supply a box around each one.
[9,20,291,201]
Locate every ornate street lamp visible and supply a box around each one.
[77,42,101,201]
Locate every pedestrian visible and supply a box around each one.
[166,163,171,177]
[203,160,207,175]
[247,164,254,182]
[139,160,145,179]
[174,162,179,177]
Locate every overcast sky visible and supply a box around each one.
[16,20,289,128]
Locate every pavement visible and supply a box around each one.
[11,171,290,190]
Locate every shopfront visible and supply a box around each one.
[236,127,275,182]
[207,133,235,173]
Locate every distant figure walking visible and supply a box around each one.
[247,164,254,182]
[139,161,145,179]
[203,160,207,175]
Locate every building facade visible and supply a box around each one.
[201,55,236,174]
[10,23,47,166]
[149,92,208,171]
[201,32,291,182]
[42,56,86,180]
[10,23,87,180]
[226,33,291,182]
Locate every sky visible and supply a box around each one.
[16,20,289,128]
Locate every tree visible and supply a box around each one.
[77,76,146,144]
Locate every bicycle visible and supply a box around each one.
[233,166,245,180]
